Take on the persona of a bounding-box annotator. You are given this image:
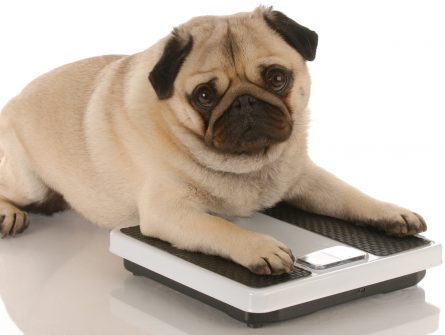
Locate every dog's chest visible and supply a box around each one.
[190,168,289,217]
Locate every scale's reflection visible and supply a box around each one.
[110,274,439,335]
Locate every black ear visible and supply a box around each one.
[148,32,193,100]
[264,10,318,61]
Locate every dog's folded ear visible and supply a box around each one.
[264,10,318,61]
[148,31,193,100]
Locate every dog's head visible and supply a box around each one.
[148,7,318,172]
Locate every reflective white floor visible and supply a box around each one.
[1,1,444,334]
[0,210,442,335]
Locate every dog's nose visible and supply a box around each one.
[232,95,257,110]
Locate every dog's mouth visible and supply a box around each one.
[214,141,271,156]
[205,94,292,155]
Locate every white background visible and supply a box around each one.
[0,0,444,334]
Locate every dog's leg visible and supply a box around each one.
[0,139,56,238]
[285,160,427,236]
[138,182,295,275]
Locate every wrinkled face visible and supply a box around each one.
[149,8,318,169]
[189,66,294,154]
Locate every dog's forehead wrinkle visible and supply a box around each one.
[224,25,238,67]
[182,16,275,86]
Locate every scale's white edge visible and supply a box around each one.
[109,229,442,314]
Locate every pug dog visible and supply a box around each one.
[0,7,426,275]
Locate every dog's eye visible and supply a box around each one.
[192,84,217,110]
[264,66,290,94]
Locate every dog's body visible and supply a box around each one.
[0,8,426,275]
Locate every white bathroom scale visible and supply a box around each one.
[109,202,442,328]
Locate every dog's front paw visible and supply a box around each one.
[366,204,427,237]
[0,201,30,238]
[234,232,295,275]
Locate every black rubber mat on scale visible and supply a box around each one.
[120,225,311,288]
[121,203,430,287]
[263,202,430,256]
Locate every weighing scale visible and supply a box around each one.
[109,202,442,328]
